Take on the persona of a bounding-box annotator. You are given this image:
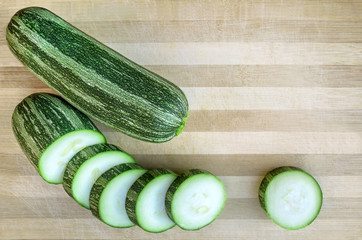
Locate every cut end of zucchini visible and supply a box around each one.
[175,112,188,136]
[166,170,226,230]
[38,130,106,184]
[259,166,323,230]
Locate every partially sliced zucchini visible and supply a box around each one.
[259,166,323,230]
[126,168,177,233]
[165,169,226,230]
[12,93,106,184]
[90,163,147,228]
[63,143,135,209]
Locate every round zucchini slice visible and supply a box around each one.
[259,166,323,230]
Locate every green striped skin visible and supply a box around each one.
[62,143,131,202]
[165,169,226,230]
[7,7,189,143]
[258,166,323,230]
[89,163,146,228]
[12,93,105,169]
[126,168,177,232]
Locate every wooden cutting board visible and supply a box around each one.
[1,0,362,239]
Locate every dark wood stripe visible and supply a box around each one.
[38,0,362,22]
[0,218,360,239]
[0,154,39,175]
[147,65,362,88]
[3,103,362,135]
[0,67,46,88]
[0,196,91,219]
[185,110,362,132]
[94,109,362,133]
[132,154,362,176]
[1,196,360,220]
[2,65,362,88]
[1,175,361,199]
[5,153,362,177]
[4,152,362,178]
[220,198,362,220]
[69,20,362,43]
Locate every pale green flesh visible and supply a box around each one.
[38,130,106,184]
[265,171,322,230]
[137,174,177,232]
[72,152,135,209]
[99,169,147,228]
[171,175,226,230]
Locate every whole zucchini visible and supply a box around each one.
[7,7,188,143]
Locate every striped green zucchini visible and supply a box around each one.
[12,93,106,184]
[6,7,189,143]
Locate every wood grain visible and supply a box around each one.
[1,0,362,239]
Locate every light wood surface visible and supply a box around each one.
[1,1,362,239]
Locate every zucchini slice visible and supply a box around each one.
[90,163,147,228]
[12,93,106,184]
[126,169,177,233]
[63,143,135,209]
[258,166,323,230]
[165,169,226,230]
